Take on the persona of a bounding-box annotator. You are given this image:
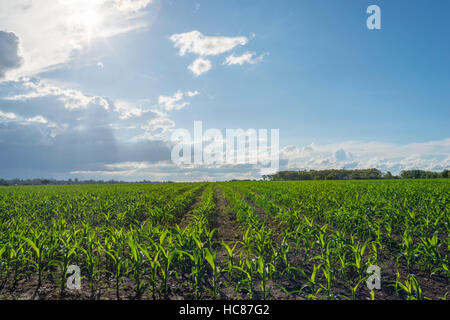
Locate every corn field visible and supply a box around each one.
[0,180,448,300]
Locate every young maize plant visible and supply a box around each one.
[205,248,220,299]
[138,229,162,299]
[81,231,101,299]
[347,237,368,278]
[256,255,275,300]
[0,245,6,290]
[302,264,322,300]
[347,278,364,300]
[320,264,334,299]
[102,231,127,300]
[395,273,426,300]
[233,257,258,299]
[3,237,25,289]
[179,237,205,299]
[20,232,55,289]
[399,230,415,270]
[221,240,239,283]
[279,233,295,279]
[155,238,178,298]
[127,233,146,298]
[416,234,442,272]
[56,230,79,296]
[0,179,447,300]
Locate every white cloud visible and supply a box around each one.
[113,0,153,13]
[26,115,48,124]
[158,90,199,111]
[170,30,248,56]
[186,90,200,97]
[129,117,176,141]
[0,31,24,79]
[0,108,50,126]
[0,110,18,120]
[0,0,154,78]
[72,161,155,176]
[158,90,188,111]
[105,161,149,170]
[0,78,193,145]
[64,137,450,181]
[69,160,262,181]
[114,99,152,119]
[3,78,110,110]
[224,52,267,66]
[142,117,175,133]
[188,58,212,76]
[280,139,450,174]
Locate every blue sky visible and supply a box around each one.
[0,0,449,181]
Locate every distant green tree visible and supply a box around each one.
[383,171,394,179]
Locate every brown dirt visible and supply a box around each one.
[211,185,242,244]
[211,185,245,299]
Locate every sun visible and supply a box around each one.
[66,2,104,42]
[77,10,102,30]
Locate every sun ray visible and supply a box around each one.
[64,0,105,42]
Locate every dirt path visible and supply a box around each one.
[212,185,242,244]
[211,185,246,299]
[234,188,285,245]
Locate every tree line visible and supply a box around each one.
[0,169,448,186]
[0,178,174,186]
[263,169,449,181]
